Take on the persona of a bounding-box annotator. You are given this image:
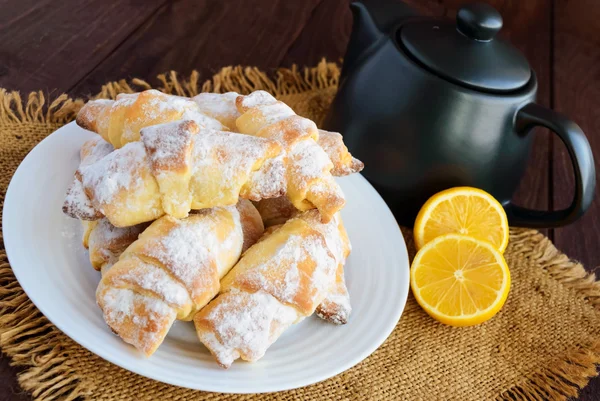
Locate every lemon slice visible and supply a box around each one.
[410,234,510,327]
[414,187,509,253]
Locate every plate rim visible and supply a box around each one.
[2,121,410,393]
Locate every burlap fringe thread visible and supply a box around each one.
[0,60,340,127]
[0,61,599,400]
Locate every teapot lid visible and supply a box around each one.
[399,3,531,92]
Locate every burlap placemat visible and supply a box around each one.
[1,61,600,401]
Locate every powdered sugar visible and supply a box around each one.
[191,130,279,192]
[243,155,286,200]
[288,140,333,186]
[192,92,240,129]
[102,286,173,324]
[236,231,337,308]
[136,91,224,130]
[257,103,296,127]
[237,90,277,111]
[158,223,213,286]
[119,259,191,308]
[62,138,114,220]
[99,286,176,353]
[316,289,352,325]
[181,108,225,131]
[80,136,114,166]
[153,92,190,114]
[144,206,241,299]
[79,142,148,206]
[111,91,224,143]
[195,211,346,367]
[234,93,347,220]
[92,99,114,105]
[92,218,143,244]
[198,331,240,368]
[313,214,346,264]
[141,120,195,170]
[63,179,100,219]
[61,228,76,239]
[115,93,139,107]
[87,219,147,271]
[197,289,299,367]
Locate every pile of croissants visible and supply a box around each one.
[62,89,363,368]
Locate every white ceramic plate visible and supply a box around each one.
[3,122,409,393]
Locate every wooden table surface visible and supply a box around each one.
[1,0,599,399]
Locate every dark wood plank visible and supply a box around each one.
[552,0,600,271]
[578,374,600,401]
[277,0,455,68]
[70,0,322,97]
[279,0,352,67]
[0,358,29,401]
[0,0,168,94]
[553,0,600,389]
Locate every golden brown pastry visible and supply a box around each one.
[64,120,281,227]
[253,196,352,324]
[252,193,352,325]
[317,129,364,176]
[64,120,346,227]
[235,91,346,221]
[315,262,352,325]
[96,200,263,357]
[253,196,298,227]
[194,92,362,175]
[82,218,149,273]
[76,90,225,148]
[194,210,350,368]
[235,91,362,174]
[63,136,114,220]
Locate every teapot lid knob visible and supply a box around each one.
[456,3,502,41]
[399,2,531,92]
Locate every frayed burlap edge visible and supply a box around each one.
[0,61,599,400]
[497,229,600,400]
[0,60,340,126]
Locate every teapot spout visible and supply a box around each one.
[350,2,382,47]
[342,0,418,78]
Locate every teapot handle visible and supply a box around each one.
[505,103,595,228]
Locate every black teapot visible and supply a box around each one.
[324,0,595,228]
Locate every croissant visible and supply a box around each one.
[235,91,363,174]
[194,210,350,368]
[194,91,362,174]
[253,196,352,324]
[63,136,115,220]
[82,218,149,273]
[66,120,280,226]
[96,200,264,357]
[316,129,364,176]
[77,90,363,175]
[316,261,352,325]
[235,91,347,217]
[76,90,225,148]
[65,120,345,227]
